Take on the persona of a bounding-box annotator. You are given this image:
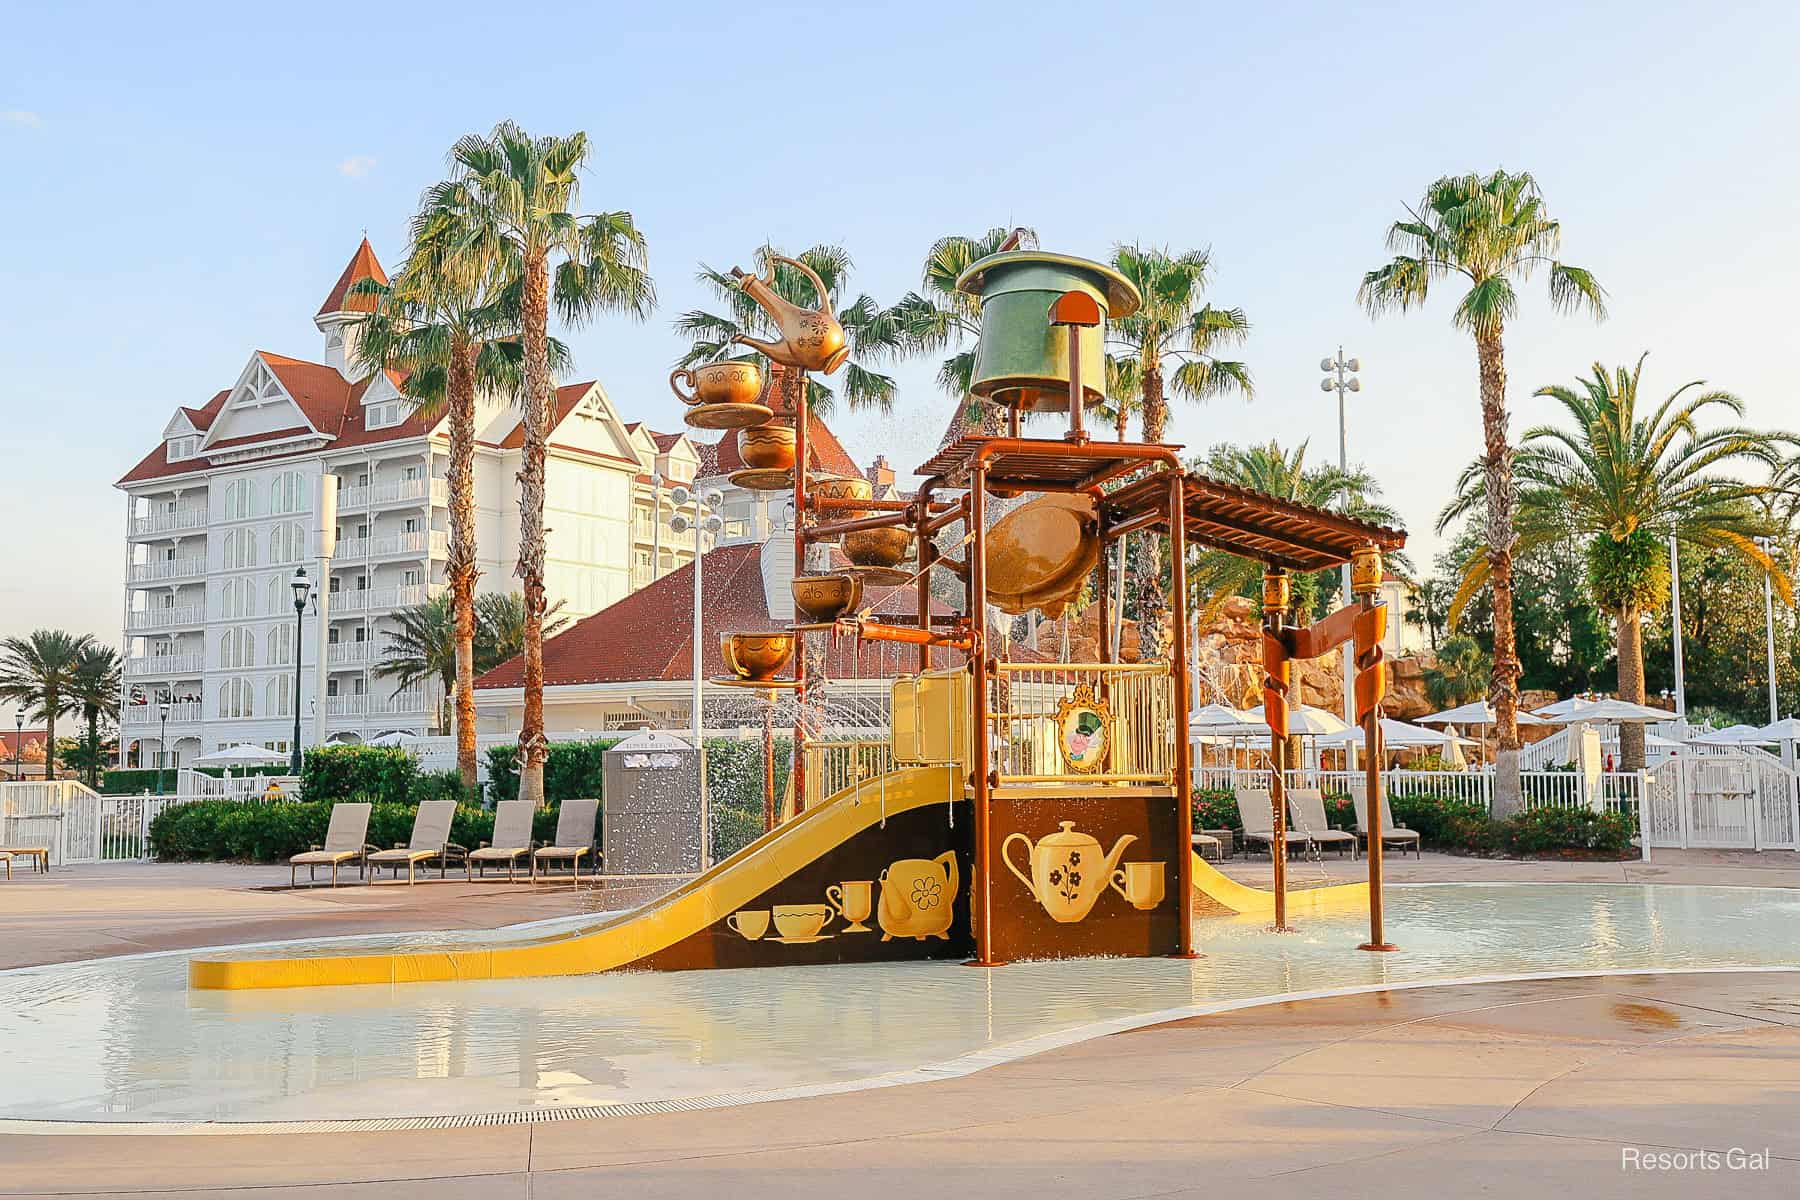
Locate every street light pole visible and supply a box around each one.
[12,712,22,782]
[156,698,169,795]
[670,487,724,867]
[650,469,663,585]
[1762,539,1780,723]
[1667,532,1687,725]
[1320,350,1363,762]
[289,568,312,775]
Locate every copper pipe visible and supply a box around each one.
[791,373,809,816]
[806,510,911,540]
[1168,470,1197,958]
[1103,509,1168,541]
[915,486,935,672]
[1097,528,1113,663]
[1262,568,1292,933]
[812,496,951,514]
[852,620,971,651]
[969,457,996,966]
[932,555,969,579]
[925,497,970,535]
[763,697,776,833]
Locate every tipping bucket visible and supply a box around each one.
[955,251,1140,413]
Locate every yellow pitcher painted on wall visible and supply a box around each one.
[877,852,958,941]
[1003,822,1136,923]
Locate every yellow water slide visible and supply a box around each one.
[189,768,1366,991]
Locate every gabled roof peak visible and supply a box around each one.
[315,238,388,318]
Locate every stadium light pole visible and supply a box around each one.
[1320,350,1363,763]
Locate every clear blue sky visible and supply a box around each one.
[4,0,1798,690]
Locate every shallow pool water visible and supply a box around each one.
[2,883,1796,1127]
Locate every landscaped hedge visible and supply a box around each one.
[1194,787,1354,833]
[485,740,618,805]
[298,745,416,804]
[148,797,567,863]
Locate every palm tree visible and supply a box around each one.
[377,594,458,734]
[1423,635,1491,708]
[353,218,572,787]
[0,630,93,781]
[1188,441,1404,616]
[474,591,570,670]
[1107,244,1252,657]
[429,121,654,806]
[885,227,1038,442]
[674,243,904,420]
[1359,169,1605,814]
[64,643,121,789]
[1441,355,1785,768]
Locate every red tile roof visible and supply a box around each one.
[315,238,388,317]
[475,542,952,689]
[700,414,861,479]
[497,382,595,450]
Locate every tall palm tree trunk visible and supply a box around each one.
[1115,404,1129,441]
[85,706,100,788]
[446,339,481,788]
[1136,364,1169,659]
[1476,329,1524,816]
[516,252,551,807]
[1616,605,1647,770]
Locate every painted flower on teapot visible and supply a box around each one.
[1002,822,1136,924]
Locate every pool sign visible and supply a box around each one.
[1054,685,1111,773]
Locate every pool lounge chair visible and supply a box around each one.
[367,800,465,885]
[0,845,49,874]
[1286,789,1359,859]
[1191,831,1223,861]
[532,798,599,886]
[0,851,11,880]
[1234,789,1313,859]
[467,800,534,882]
[1351,787,1422,859]
[289,802,372,887]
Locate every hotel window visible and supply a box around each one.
[166,436,197,462]
[221,479,256,520]
[219,627,254,669]
[266,679,292,718]
[267,623,293,666]
[268,521,304,564]
[218,678,254,719]
[269,471,305,515]
[222,529,257,569]
[220,578,255,619]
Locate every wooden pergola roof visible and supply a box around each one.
[915,436,1181,493]
[1102,472,1406,572]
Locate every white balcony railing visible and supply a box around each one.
[373,689,429,716]
[332,536,369,560]
[370,531,429,557]
[327,641,379,667]
[124,653,204,677]
[326,695,367,717]
[329,584,437,613]
[126,605,205,631]
[131,508,207,536]
[122,701,202,726]
[337,477,445,511]
[129,557,206,583]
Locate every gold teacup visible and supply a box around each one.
[826,880,874,933]
[1109,861,1166,911]
[670,360,764,406]
[726,909,771,940]
[771,903,835,940]
[720,632,796,681]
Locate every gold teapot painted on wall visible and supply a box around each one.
[731,255,849,375]
[876,851,958,941]
[1002,822,1136,924]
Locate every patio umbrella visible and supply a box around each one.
[1316,718,1476,750]
[1758,717,1800,741]
[1187,703,1261,739]
[1533,696,1600,718]
[194,743,285,765]
[1245,703,1350,737]
[1540,698,1671,725]
[1417,700,1550,726]
[1688,723,1769,746]
[366,731,420,748]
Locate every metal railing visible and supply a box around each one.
[129,557,206,582]
[122,700,202,725]
[124,653,204,677]
[127,605,204,630]
[803,739,894,808]
[131,508,207,536]
[1193,765,1647,819]
[989,662,1174,786]
[329,583,436,613]
[327,641,378,667]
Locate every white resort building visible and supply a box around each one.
[115,240,711,769]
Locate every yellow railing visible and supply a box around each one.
[989,662,1174,786]
[803,739,894,809]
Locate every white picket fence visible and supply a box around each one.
[1,780,217,866]
[1194,766,1648,819]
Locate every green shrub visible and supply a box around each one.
[299,745,416,804]
[408,768,478,808]
[485,740,618,804]
[102,768,171,795]
[150,797,498,863]
[1193,788,1242,832]
[1389,792,1497,852]
[1502,806,1635,856]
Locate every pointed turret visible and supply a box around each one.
[314,238,388,379]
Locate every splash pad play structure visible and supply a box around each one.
[189,240,1407,992]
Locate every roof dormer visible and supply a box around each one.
[313,238,388,381]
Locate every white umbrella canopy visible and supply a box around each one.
[1688,723,1769,745]
[1317,718,1476,750]
[1541,698,1671,725]
[1245,703,1350,737]
[1187,703,1261,740]
[1757,717,1800,741]
[1417,700,1550,726]
[366,731,420,748]
[193,743,285,766]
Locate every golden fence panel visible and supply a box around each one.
[989,662,1174,786]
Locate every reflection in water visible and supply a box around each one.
[2,884,1796,1125]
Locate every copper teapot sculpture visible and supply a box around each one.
[731,255,849,375]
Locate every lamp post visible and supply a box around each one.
[1320,350,1363,762]
[14,711,24,782]
[668,487,724,746]
[649,470,664,585]
[1667,532,1687,728]
[1759,537,1780,724]
[289,567,312,775]
[156,697,170,795]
